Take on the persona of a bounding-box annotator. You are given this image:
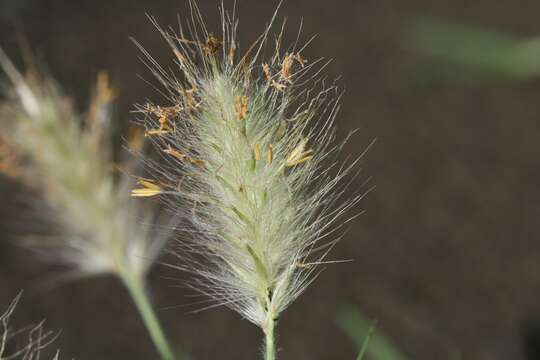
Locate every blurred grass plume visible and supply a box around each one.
[0,49,179,360]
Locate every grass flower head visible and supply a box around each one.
[135,3,370,358]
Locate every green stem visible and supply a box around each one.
[264,310,276,360]
[121,272,177,360]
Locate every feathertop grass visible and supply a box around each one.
[133,3,369,357]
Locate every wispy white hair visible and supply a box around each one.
[0,293,59,360]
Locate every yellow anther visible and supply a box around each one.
[253,143,261,161]
[131,179,162,197]
[286,154,313,166]
[267,144,274,165]
[285,139,313,167]
[163,145,187,160]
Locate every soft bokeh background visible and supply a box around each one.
[2,0,540,359]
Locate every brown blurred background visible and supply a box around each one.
[2,0,540,359]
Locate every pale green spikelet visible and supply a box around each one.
[135,3,369,357]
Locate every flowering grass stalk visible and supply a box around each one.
[134,3,368,358]
[0,51,178,360]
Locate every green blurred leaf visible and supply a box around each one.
[356,320,376,360]
[404,16,540,81]
[337,306,407,360]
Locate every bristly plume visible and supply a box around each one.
[0,50,171,281]
[133,2,371,357]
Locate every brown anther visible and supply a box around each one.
[89,71,117,123]
[262,63,287,91]
[234,95,248,121]
[183,88,196,108]
[190,158,206,167]
[146,104,183,133]
[158,116,172,132]
[145,129,170,137]
[262,63,273,82]
[163,145,187,161]
[96,71,117,102]
[127,126,145,151]
[281,53,295,83]
[294,52,308,67]
[203,33,223,56]
[239,184,245,195]
[146,104,182,118]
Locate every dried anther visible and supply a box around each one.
[163,145,205,167]
[89,71,117,123]
[281,53,295,83]
[262,63,286,91]
[234,95,248,120]
[203,33,223,56]
[182,88,197,108]
[293,52,307,67]
[145,129,170,137]
[144,104,183,136]
[263,63,273,82]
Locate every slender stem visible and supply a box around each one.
[121,272,177,360]
[264,310,276,360]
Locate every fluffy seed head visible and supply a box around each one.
[0,50,170,280]
[135,3,369,329]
